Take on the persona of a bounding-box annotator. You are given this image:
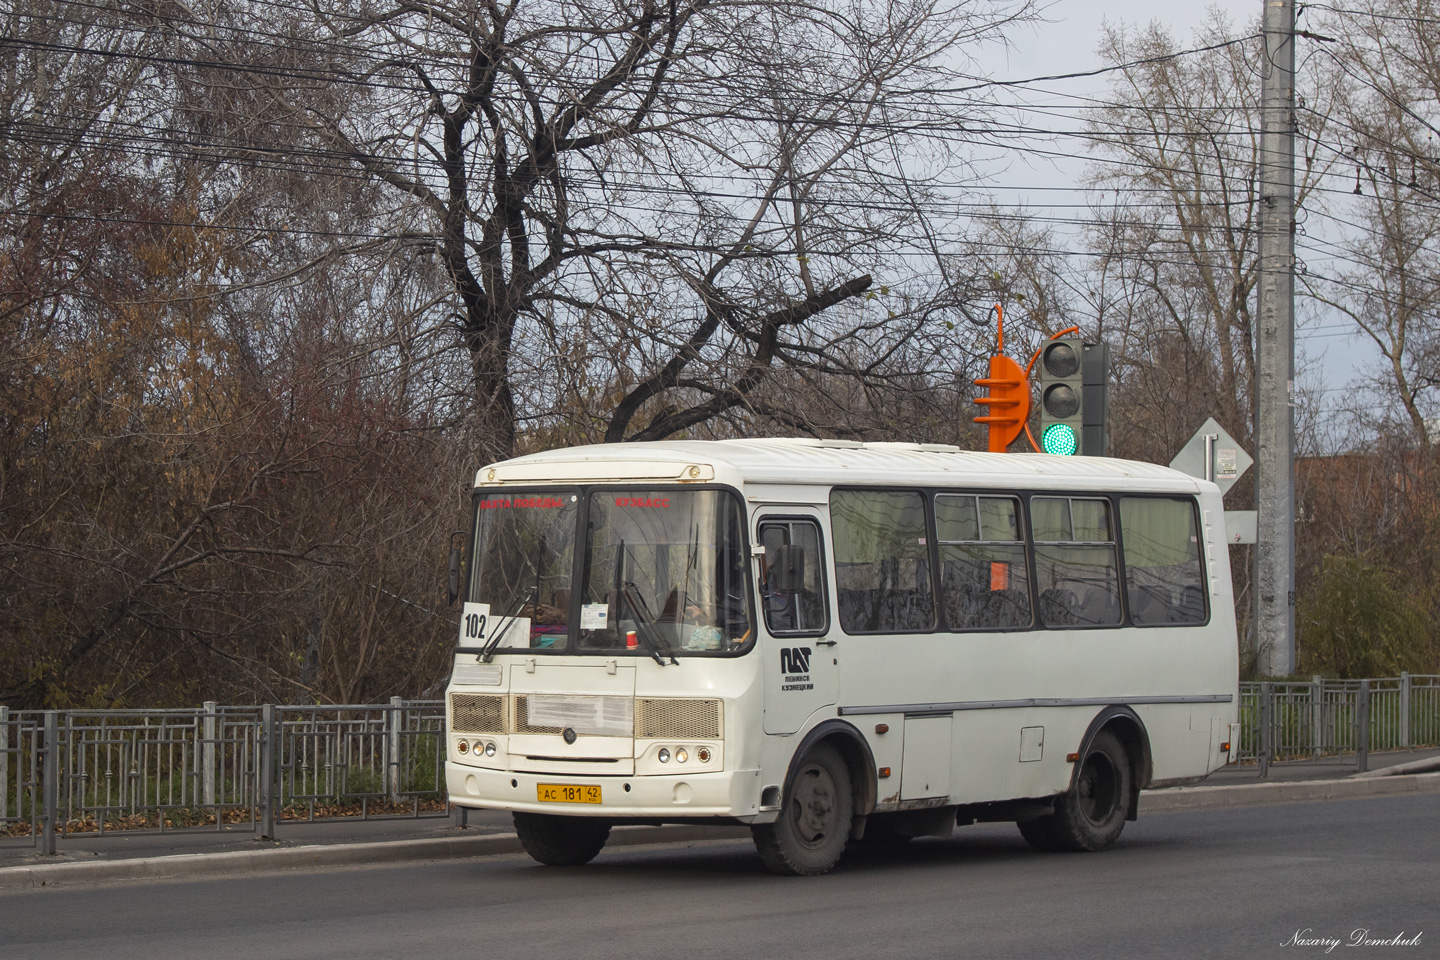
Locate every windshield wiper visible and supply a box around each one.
[610,539,676,665]
[479,536,548,663]
[479,587,536,663]
[620,582,678,666]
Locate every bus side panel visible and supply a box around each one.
[949,709,1071,805]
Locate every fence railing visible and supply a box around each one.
[1,700,447,854]
[1238,674,1440,776]
[7,678,1438,850]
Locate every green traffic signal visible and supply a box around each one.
[1041,423,1078,456]
[1036,337,1108,456]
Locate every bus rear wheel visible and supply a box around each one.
[1018,730,1131,852]
[513,812,612,866]
[752,742,854,876]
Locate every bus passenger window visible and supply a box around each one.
[1120,497,1207,625]
[758,520,828,635]
[830,490,935,634]
[935,495,1031,630]
[1032,496,1121,627]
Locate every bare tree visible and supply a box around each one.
[1078,15,1336,458]
[1304,0,1440,454]
[195,0,1037,459]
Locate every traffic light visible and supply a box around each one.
[1038,338,1109,456]
[973,354,1031,452]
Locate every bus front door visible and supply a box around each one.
[756,512,838,735]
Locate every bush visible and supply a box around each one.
[1297,554,1436,678]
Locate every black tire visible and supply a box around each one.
[1036,730,1132,852]
[752,742,854,875]
[513,812,612,866]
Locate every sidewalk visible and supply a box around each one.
[2,748,1437,890]
[0,807,515,869]
[1200,746,1440,785]
[1139,747,1440,816]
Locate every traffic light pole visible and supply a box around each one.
[1255,0,1297,676]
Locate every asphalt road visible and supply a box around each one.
[2,795,1436,960]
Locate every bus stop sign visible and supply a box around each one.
[1169,418,1252,497]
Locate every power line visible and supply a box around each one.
[1,1,1433,333]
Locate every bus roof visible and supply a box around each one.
[476,438,1208,495]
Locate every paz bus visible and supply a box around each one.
[443,439,1239,875]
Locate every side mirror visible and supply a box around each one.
[772,543,807,593]
[447,545,463,607]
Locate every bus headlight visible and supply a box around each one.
[484,741,496,757]
[675,748,688,764]
[658,748,670,763]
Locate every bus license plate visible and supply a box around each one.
[537,783,602,804]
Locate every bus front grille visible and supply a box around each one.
[450,694,506,734]
[513,696,563,735]
[635,698,722,739]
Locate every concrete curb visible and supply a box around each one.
[1350,756,1440,779]
[5,774,1437,890]
[0,824,751,892]
[1140,770,1440,814]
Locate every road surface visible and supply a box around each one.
[3,794,1435,960]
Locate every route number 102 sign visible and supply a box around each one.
[460,602,490,644]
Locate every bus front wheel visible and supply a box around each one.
[752,742,854,876]
[1018,730,1131,853]
[513,812,612,866]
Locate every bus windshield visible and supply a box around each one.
[466,487,753,656]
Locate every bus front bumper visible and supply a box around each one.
[446,763,763,819]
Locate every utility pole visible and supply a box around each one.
[1255,0,1297,676]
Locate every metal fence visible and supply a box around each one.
[1238,674,1440,775]
[7,678,1438,849]
[0,699,447,854]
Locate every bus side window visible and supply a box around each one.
[935,494,1032,630]
[1032,496,1121,628]
[830,490,934,634]
[758,520,829,635]
[1120,497,1207,625]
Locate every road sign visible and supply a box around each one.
[1223,510,1257,544]
[1169,417,1252,496]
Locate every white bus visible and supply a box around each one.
[444,439,1239,875]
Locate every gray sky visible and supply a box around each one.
[983,0,1259,78]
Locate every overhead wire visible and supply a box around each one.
[3,1,1435,368]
